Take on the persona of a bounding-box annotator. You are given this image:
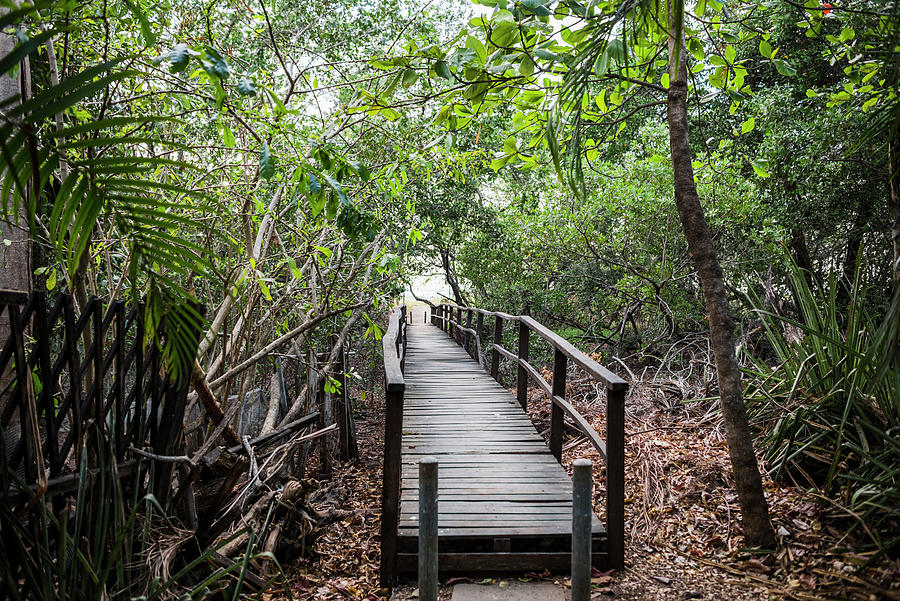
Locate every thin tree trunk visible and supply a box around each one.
[440,247,465,305]
[666,4,775,548]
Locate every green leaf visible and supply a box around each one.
[594,50,609,77]
[45,267,57,291]
[202,46,230,80]
[519,54,535,77]
[166,43,199,73]
[521,0,552,17]
[380,107,401,121]
[741,117,755,134]
[751,158,771,178]
[237,78,256,96]
[348,160,371,181]
[759,39,773,59]
[435,60,452,80]
[309,193,325,218]
[260,141,276,179]
[325,193,339,220]
[466,35,487,63]
[308,173,322,195]
[222,125,235,147]
[259,280,272,302]
[725,44,736,63]
[401,68,419,87]
[773,59,797,77]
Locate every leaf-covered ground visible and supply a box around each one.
[269,375,899,601]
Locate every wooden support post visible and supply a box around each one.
[550,348,566,462]
[379,386,404,587]
[419,457,438,601]
[491,315,503,382]
[606,386,625,570]
[516,321,529,410]
[464,309,473,356]
[475,311,484,367]
[336,342,349,461]
[572,458,593,601]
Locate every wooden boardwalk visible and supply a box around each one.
[394,320,606,572]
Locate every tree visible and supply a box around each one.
[661,0,774,547]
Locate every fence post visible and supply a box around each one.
[516,320,529,410]
[379,385,404,587]
[336,342,349,461]
[464,309,473,356]
[572,458,593,601]
[549,348,567,461]
[475,311,484,367]
[491,315,503,382]
[419,457,439,601]
[607,385,626,570]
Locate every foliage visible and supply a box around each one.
[0,423,281,600]
[746,255,900,553]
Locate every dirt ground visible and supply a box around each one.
[267,375,900,601]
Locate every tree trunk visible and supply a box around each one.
[0,25,31,294]
[0,21,32,348]
[890,138,900,285]
[666,4,775,548]
[440,247,465,305]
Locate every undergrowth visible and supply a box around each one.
[745,256,900,558]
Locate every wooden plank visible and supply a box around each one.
[396,552,609,572]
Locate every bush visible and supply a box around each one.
[745,255,900,555]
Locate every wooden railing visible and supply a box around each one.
[431,303,627,570]
[379,306,407,587]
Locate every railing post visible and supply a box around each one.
[475,311,484,367]
[572,459,593,601]
[419,457,439,601]
[606,385,625,570]
[380,385,404,587]
[464,309,473,356]
[491,315,503,382]
[550,348,567,462]
[516,320,529,410]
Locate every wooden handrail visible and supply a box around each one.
[383,307,406,392]
[433,302,627,570]
[380,306,407,587]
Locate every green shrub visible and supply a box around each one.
[745,255,900,555]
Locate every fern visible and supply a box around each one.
[0,16,212,379]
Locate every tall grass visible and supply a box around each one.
[0,422,281,600]
[745,256,900,555]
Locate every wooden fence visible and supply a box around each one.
[0,289,199,509]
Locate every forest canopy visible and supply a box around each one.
[0,0,897,597]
